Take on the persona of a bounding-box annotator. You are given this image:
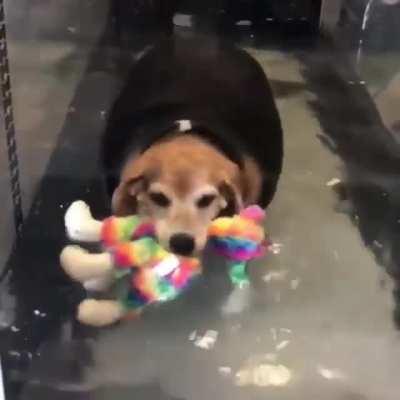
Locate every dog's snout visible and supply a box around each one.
[169,233,195,256]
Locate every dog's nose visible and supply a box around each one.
[169,233,195,256]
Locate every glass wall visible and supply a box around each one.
[1,1,400,400]
[0,112,14,273]
[5,0,109,215]
[336,0,400,138]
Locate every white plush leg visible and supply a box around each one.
[60,245,113,282]
[83,272,114,292]
[65,200,103,242]
[77,299,124,327]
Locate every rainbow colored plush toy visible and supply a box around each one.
[208,205,267,286]
[102,215,200,307]
[60,201,266,327]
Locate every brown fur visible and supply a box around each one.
[112,133,262,253]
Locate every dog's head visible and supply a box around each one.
[111,135,244,255]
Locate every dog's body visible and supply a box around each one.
[102,36,283,255]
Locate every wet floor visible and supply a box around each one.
[1,1,400,400]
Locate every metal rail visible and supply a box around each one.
[0,0,23,237]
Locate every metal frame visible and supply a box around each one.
[0,0,23,236]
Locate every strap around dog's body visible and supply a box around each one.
[135,118,245,169]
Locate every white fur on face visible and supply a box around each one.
[137,183,226,254]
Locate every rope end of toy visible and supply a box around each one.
[208,205,268,286]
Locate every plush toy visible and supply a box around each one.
[60,201,201,326]
[208,205,267,286]
[60,201,266,327]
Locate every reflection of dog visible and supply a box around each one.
[102,35,283,256]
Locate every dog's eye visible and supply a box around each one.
[197,194,216,208]
[149,192,171,207]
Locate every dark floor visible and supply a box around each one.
[1,1,400,399]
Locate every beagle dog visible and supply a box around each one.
[101,35,283,256]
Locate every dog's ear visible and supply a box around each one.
[218,180,243,216]
[126,175,148,198]
[112,175,147,216]
[112,154,160,215]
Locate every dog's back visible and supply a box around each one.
[102,36,283,207]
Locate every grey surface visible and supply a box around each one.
[79,50,399,400]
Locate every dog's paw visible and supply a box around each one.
[65,200,101,242]
[77,299,124,327]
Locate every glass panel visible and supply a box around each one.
[6,0,109,213]
[0,1,399,400]
[0,112,14,274]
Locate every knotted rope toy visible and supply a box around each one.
[208,205,267,286]
[60,201,266,326]
[102,214,200,310]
